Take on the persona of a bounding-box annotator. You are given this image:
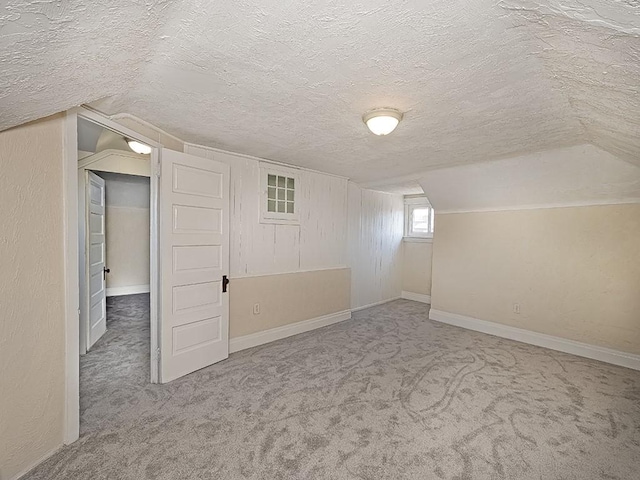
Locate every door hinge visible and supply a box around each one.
[156,347,160,359]
[155,162,161,178]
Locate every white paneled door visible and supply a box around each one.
[87,171,107,349]
[160,149,230,383]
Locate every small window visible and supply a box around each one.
[405,196,434,238]
[261,165,300,224]
[266,174,295,214]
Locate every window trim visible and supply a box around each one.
[260,164,300,225]
[404,196,434,239]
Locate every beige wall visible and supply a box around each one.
[230,268,350,338]
[402,240,432,296]
[102,173,150,292]
[0,115,66,479]
[105,207,150,290]
[431,204,640,355]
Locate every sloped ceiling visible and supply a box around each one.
[500,0,640,167]
[418,144,640,213]
[1,1,638,182]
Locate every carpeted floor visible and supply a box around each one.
[23,297,640,479]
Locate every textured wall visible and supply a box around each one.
[431,204,640,355]
[348,183,404,309]
[402,241,432,297]
[0,115,65,479]
[230,268,350,338]
[102,173,150,292]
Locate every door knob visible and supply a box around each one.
[103,267,110,280]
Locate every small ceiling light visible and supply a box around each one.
[363,108,403,136]
[127,139,152,155]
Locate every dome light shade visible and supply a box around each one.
[127,139,152,155]
[363,108,403,136]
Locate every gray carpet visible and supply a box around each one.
[23,297,640,479]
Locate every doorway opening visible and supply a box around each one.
[76,117,156,432]
[65,108,230,444]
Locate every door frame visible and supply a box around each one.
[62,106,162,444]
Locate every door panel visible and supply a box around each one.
[173,281,221,314]
[89,270,103,297]
[172,205,222,234]
[172,316,221,354]
[89,243,104,264]
[87,171,107,349]
[173,245,222,274]
[172,164,223,198]
[160,149,230,383]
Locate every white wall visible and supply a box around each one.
[184,145,348,277]
[348,182,404,309]
[101,172,150,295]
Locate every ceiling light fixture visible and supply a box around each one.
[127,139,152,155]
[363,108,403,136]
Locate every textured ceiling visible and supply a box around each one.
[1,0,638,182]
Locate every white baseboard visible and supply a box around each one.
[429,309,640,371]
[106,284,150,297]
[9,445,60,480]
[401,291,431,304]
[230,309,352,353]
[351,296,401,313]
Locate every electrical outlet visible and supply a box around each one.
[253,303,260,315]
[513,303,520,314]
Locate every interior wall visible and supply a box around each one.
[101,173,150,295]
[402,240,432,297]
[230,268,350,338]
[0,115,66,480]
[185,144,350,336]
[185,145,348,275]
[348,183,404,309]
[431,204,640,355]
